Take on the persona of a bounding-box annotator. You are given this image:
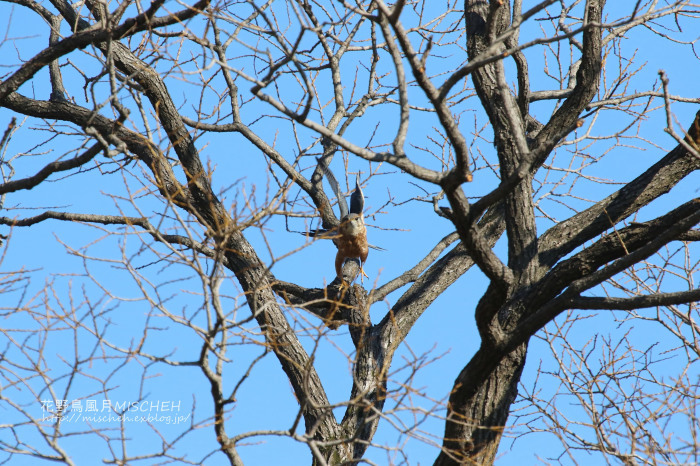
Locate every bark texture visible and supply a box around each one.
[1,0,698,464]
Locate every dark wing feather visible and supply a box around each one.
[350,174,364,215]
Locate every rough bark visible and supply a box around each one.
[1,1,699,464]
[434,1,608,464]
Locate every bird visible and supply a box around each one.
[315,159,370,282]
[335,211,369,281]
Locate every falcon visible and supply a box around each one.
[315,159,371,282]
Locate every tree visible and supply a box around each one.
[1,0,699,464]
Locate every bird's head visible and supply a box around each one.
[339,213,364,237]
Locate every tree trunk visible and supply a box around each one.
[436,343,527,465]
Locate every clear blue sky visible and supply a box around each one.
[1,2,698,465]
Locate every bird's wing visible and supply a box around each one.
[350,174,364,215]
[316,157,348,220]
[299,227,339,240]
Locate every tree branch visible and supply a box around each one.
[530,0,605,165]
[446,188,513,295]
[0,92,193,208]
[539,110,700,267]
[512,200,700,348]
[0,143,101,194]
[0,0,210,101]
[386,201,507,344]
[375,0,473,185]
[570,289,700,310]
[8,0,340,444]
[372,232,459,302]
[0,210,226,264]
[464,0,536,281]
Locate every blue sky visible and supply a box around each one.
[1,1,699,465]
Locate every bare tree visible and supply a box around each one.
[1,0,699,464]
